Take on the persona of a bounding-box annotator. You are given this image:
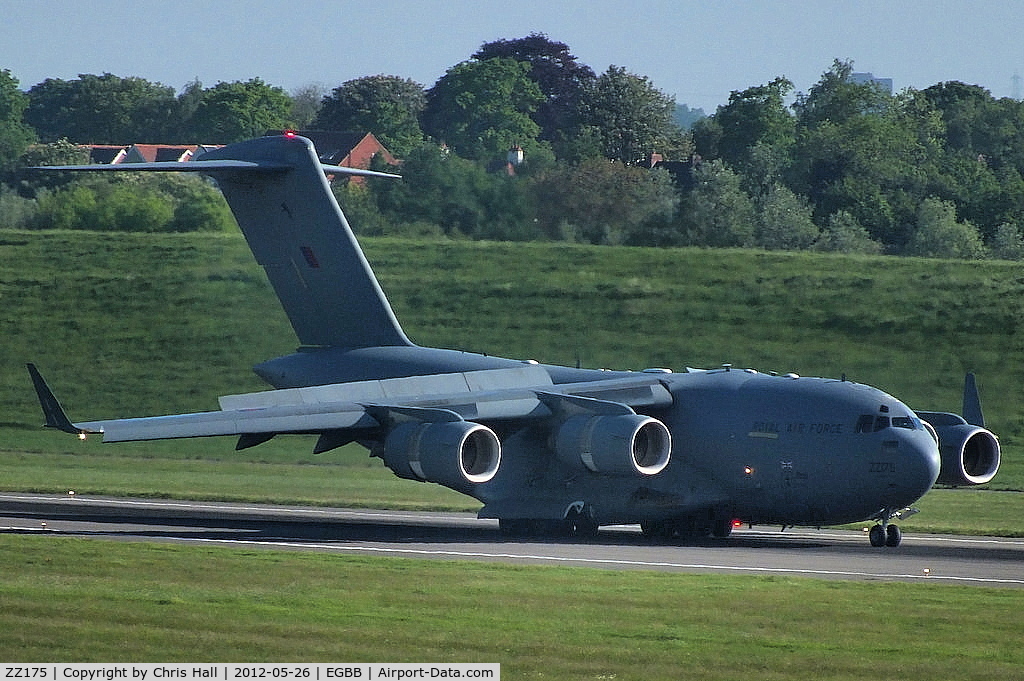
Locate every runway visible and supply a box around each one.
[2,492,1022,587]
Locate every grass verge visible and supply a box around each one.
[1,535,1021,679]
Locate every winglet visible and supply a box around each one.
[962,372,985,427]
[26,363,88,435]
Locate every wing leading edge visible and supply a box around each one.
[28,364,673,450]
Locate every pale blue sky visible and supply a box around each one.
[2,0,1022,113]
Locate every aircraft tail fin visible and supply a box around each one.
[35,135,410,350]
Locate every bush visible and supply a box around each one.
[905,197,986,259]
[813,210,883,254]
[0,185,35,229]
[27,174,233,232]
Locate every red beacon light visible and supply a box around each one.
[283,130,297,139]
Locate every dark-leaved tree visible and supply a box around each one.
[473,33,596,151]
[422,58,545,162]
[313,75,425,156]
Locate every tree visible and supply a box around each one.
[793,59,893,127]
[676,160,756,247]
[582,66,682,164]
[905,197,985,259]
[813,210,882,254]
[290,82,328,130]
[188,78,294,143]
[473,33,596,147]
[422,58,545,161]
[789,95,933,247]
[25,73,177,143]
[313,76,425,156]
[754,183,818,250]
[703,78,795,183]
[989,222,1024,260]
[533,159,678,245]
[170,79,205,141]
[14,138,90,196]
[0,69,35,173]
[373,143,538,239]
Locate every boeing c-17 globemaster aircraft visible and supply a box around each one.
[28,133,1001,547]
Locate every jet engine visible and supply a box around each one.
[380,420,501,489]
[919,412,1000,486]
[554,414,671,476]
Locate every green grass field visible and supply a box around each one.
[2,230,1024,675]
[2,535,1022,680]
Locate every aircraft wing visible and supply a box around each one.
[29,363,673,449]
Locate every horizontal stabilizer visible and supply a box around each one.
[33,159,400,179]
[32,160,291,173]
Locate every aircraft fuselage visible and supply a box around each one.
[256,346,941,532]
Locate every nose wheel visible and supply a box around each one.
[868,508,916,547]
[869,523,902,547]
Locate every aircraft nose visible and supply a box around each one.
[895,429,941,506]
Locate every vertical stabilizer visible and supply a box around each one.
[197,135,411,349]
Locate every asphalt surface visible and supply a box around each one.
[1,493,1022,587]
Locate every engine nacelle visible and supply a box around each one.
[381,420,501,489]
[920,412,1000,486]
[554,414,671,476]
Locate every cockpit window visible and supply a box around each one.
[893,415,925,430]
[856,413,924,433]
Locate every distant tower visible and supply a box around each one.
[1012,72,1022,100]
[850,72,894,95]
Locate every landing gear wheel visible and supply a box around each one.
[711,516,734,539]
[569,516,599,539]
[885,524,902,547]
[869,524,886,547]
[499,519,533,537]
[641,519,676,541]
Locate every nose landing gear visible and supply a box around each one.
[869,522,902,547]
[868,507,918,547]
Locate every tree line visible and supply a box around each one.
[3,35,1024,259]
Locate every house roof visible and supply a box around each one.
[267,130,399,167]
[122,144,198,163]
[81,143,223,165]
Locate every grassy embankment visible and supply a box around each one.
[1,230,1023,533]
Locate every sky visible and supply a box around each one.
[2,0,1023,114]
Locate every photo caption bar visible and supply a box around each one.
[1,665,499,681]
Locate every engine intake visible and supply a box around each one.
[381,420,501,489]
[920,412,1000,486]
[555,414,671,476]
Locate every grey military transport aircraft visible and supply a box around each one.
[28,133,1001,547]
